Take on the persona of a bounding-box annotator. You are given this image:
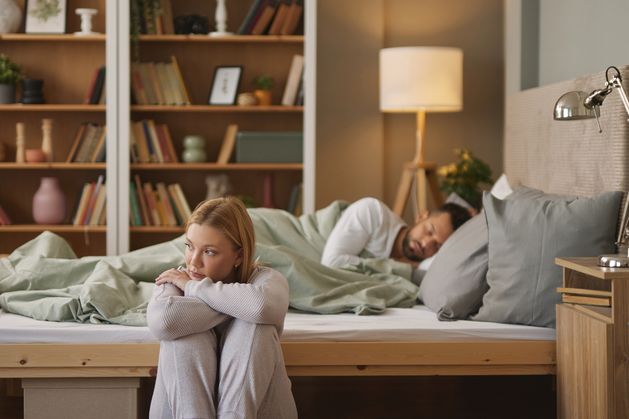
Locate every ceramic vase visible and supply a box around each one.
[0,84,16,104]
[33,177,66,224]
[0,0,22,34]
[182,135,207,163]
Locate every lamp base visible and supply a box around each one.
[598,253,629,268]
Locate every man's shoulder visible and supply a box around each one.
[349,197,389,212]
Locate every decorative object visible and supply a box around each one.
[0,0,23,33]
[205,174,231,199]
[380,46,463,216]
[173,14,209,34]
[25,0,67,34]
[437,149,492,209]
[41,118,53,161]
[74,8,98,36]
[32,176,66,224]
[253,75,274,106]
[0,54,22,104]
[208,66,242,105]
[209,0,232,37]
[20,78,45,104]
[26,148,46,163]
[182,134,207,162]
[237,92,258,106]
[553,65,629,268]
[15,122,25,163]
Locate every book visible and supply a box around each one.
[172,183,192,220]
[167,184,186,225]
[216,124,239,164]
[130,63,148,105]
[146,62,165,105]
[82,175,104,225]
[131,121,150,163]
[73,182,93,225]
[66,123,87,162]
[267,0,291,35]
[238,0,266,34]
[280,0,303,35]
[155,62,176,105]
[89,66,106,105]
[129,181,143,226]
[145,119,164,162]
[90,126,107,163]
[156,182,177,226]
[89,185,107,225]
[170,56,191,105]
[286,182,301,214]
[159,123,179,163]
[143,182,162,225]
[251,0,279,35]
[83,67,100,104]
[73,123,100,163]
[134,174,151,225]
[281,54,304,106]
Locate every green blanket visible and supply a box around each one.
[0,201,419,325]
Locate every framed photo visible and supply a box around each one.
[25,0,67,34]
[208,66,242,105]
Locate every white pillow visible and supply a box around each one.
[445,192,473,210]
[490,174,513,200]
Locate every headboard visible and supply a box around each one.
[504,65,629,196]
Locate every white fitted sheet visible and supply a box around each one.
[0,306,554,344]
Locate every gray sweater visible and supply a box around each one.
[147,266,289,341]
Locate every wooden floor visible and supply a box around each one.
[2,375,556,419]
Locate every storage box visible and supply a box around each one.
[235,131,303,163]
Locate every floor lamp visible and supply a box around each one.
[380,47,463,217]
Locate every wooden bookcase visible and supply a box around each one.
[0,0,311,256]
[0,0,108,256]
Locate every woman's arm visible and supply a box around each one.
[147,283,228,341]
[184,267,289,334]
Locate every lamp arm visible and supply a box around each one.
[608,75,629,120]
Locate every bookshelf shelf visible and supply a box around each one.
[0,105,106,112]
[0,34,106,42]
[0,163,106,170]
[131,105,303,113]
[139,35,303,43]
[131,163,303,170]
[0,225,106,233]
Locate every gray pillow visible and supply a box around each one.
[418,213,488,321]
[472,189,622,328]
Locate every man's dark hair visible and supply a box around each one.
[435,203,472,231]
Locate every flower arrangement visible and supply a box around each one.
[438,148,493,209]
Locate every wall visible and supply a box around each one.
[315,0,505,217]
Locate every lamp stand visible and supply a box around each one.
[392,110,444,217]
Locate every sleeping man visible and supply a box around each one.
[321,197,471,284]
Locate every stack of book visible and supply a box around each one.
[131,57,191,105]
[66,123,107,163]
[238,0,304,35]
[130,175,191,227]
[130,119,178,163]
[0,204,11,225]
[134,0,175,34]
[73,175,107,226]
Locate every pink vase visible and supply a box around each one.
[33,177,66,224]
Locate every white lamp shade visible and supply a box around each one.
[380,46,463,113]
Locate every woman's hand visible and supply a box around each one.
[155,267,194,291]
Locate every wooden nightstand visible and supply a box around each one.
[555,257,629,419]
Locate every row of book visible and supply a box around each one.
[84,66,106,105]
[239,0,304,36]
[66,123,107,163]
[130,119,179,163]
[73,175,107,226]
[131,58,191,106]
[0,204,11,225]
[134,0,175,35]
[130,175,191,227]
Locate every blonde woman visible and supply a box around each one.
[147,197,297,419]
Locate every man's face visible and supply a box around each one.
[402,212,454,261]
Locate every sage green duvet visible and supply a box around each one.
[0,201,419,325]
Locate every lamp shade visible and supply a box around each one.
[553,90,598,120]
[379,46,463,113]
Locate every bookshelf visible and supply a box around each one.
[0,0,108,256]
[0,0,314,256]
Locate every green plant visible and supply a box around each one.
[0,55,22,85]
[438,148,493,209]
[253,75,274,91]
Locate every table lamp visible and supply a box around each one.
[553,65,629,267]
[380,46,463,216]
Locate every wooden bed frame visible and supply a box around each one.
[1,66,628,418]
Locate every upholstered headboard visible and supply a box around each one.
[504,65,629,196]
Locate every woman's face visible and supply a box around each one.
[184,223,242,283]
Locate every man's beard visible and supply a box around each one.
[402,234,421,262]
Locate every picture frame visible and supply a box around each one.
[208,66,242,105]
[25,0,68,34]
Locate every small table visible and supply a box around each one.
[555,257,629,419]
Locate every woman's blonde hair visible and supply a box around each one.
[186,196,256,283]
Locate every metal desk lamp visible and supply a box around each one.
[553,66,629,267]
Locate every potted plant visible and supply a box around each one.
[437,148,493,210]
[0,54,22,104]
[252,74,274,106]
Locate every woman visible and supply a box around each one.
[147,197,298,419]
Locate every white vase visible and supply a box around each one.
[0,0,22,34]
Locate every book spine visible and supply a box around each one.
[134,174,151,225]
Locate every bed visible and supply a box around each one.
[1,66,628,419]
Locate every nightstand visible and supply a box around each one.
[555,257,629,419]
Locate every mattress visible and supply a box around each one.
[0,306,555,344]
